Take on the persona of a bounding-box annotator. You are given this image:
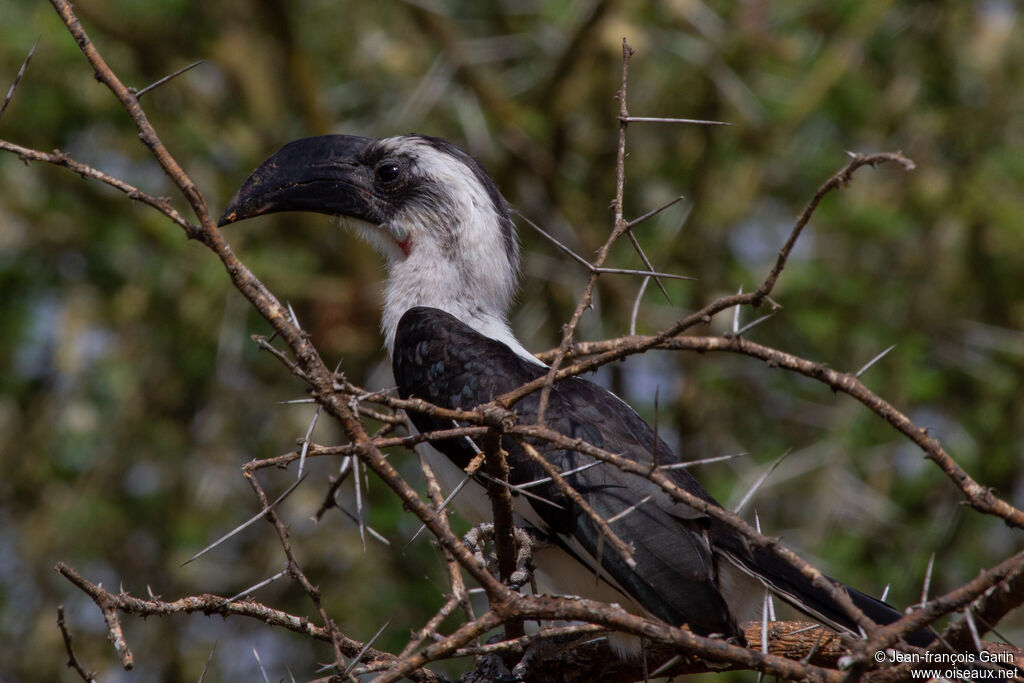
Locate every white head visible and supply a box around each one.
[220,134,532,358]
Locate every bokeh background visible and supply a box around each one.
[1,1,1021,681]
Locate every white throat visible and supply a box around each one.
[381,254,534,361]
[343,218,537,364]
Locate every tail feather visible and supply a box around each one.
[723,545,937,648]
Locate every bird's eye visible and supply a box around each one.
[374,161,402,187]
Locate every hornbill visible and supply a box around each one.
[220,133,935,651]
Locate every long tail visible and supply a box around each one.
[724,543,936,648]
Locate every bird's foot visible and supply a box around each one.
[462,523,539,592]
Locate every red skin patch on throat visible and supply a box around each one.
[397,236,412,256]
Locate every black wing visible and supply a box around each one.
[392,306,935,647]
[393,306,738,637]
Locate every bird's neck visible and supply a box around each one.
[380,247,534,362]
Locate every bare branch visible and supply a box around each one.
[0,140,196,233]
[751,152,915,307]
[538,332,1024,529]
[533,38,638,426]
[0,37,39,121]
[54,563,450,680]
[57,606,97,683]
[942,554,1024,648]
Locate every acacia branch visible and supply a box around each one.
[504,152,915,408]
[852,548,1024,664]
[348,388,877,641]
[57,605,97,683]
[54,563,444,683]
[533,39,637,425]
[530,334,1024,530]
[942,556,1024,648]
[752,151,915,306]
[0,140,195,232]
[48,0,209,226]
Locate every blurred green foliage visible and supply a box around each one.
[1,1,1021,681]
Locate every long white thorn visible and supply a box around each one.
[734,449,792,514]
[476,471,565,509]
[182,473,308,566]
[517,460,602,488]
[353,457,366,552]
[342,618,392,677]
[658,451,748,470]
[297,402,322,480]
[405,474,472,548]
[607,494,653,524]
[920,552,936,608]
[735,312,776,336]
[220,565,290,605]
[630,276,652,336]
[732,284,743,334]
[251,647,271,683]
[856,344,897,378]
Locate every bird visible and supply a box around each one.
[219,133,935,652]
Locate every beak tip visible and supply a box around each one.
[217,210,236,227]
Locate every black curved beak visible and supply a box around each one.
[218,134,375,227]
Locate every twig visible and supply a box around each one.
[241,469,351,668]
[0,140,195,232]
[853,548,1024,662]
[515,438,636,569]
[418,451,475,623]
[478,428,524,639]
[751,151,915,308]
[530,332,1024,529]
[0,37,39,121]
[57,605,97,682]
[533,38,638,426]
[942,555,1024,649]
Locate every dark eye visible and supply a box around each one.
[374,161,402,187]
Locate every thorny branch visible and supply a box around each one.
[54,563,442,683]
[533,38,638,426]
[531,333,1024,531]
[2,4,1018,682]
[57,605,97,683]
